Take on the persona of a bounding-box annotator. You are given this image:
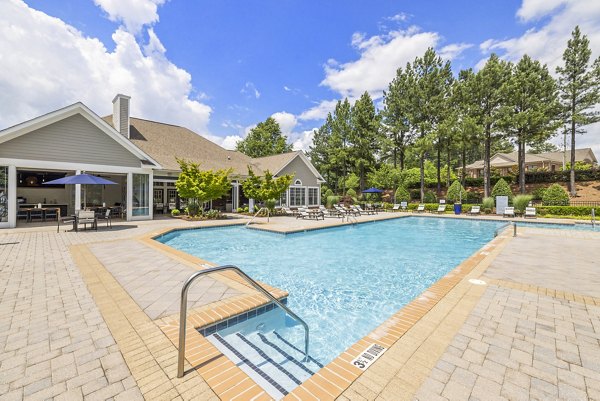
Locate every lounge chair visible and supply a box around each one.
[413,204,426,213]
[468,205,481,215]
[76,210,97,231]
[400,201,408,211]
[282,206,296,216]
[365,204,378,214]
[319,205,340,218]
[391,204,400,212]
[524,207,536,219]
[434,204,446,214]
[353,205,374,215]
[503,207,515,218]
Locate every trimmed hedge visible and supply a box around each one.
[536,206,596,217]
[394,186,410,202]
[491,178,513,203]
[542,183,569,206]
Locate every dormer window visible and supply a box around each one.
[294,179,302,186]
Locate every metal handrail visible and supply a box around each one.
[177,265,310,378]
[494,222,510,237]
[592,208,596,228]
[246,207,270,226]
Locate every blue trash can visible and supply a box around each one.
[454,203,462,215]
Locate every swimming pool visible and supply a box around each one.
[157,217,506,365]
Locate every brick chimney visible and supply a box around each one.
[112,94,131,138]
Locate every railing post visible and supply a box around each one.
[513,222,517,237]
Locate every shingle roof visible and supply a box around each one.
[252,151,303,174]
[102,116,260,175]
[465,148,596,170]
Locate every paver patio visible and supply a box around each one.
[1,214,599,400]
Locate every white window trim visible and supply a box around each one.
[288,185,306,207]
[307,186,320,206]
[294,179,302,186]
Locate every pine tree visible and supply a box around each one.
[500,55,560,193]
[350,92,381,191]
[556,26,600,196]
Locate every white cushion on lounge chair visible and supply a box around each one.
[525,207,536,218]
[436,204,446,213]
[503,207,515,217]
[469,205,481,215]
[392,204,400,211]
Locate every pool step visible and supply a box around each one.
[207,330,322,400]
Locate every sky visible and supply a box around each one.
[1,0,599,155]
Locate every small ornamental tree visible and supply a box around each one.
[241,167,293,211]
[394,186,410,203]
[542,183,570,206]
[446,180,466,203]
[491,178,513,204]
[175,159,232,216]
[323,188,334,205]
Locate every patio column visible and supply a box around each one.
[148,170,154,220]
[7,165,16,228]
[74,170,81,212]
[126,172,132,221]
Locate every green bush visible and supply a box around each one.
[465,191,482,204]
[394,186,410,203]
[326,195,340,208]
[513,195,533,213]
[186,201,201,216]
[542,183,570,206]
[536,206,595,216]
[482,197,494,213]
[423,190,437,203]
[446,180,466,203]
[170,208,180,216]
[323,189,334,204]
[204,209,223,219]
[491,178,513,204]
[531,186,547,200]
[346,188,357,198]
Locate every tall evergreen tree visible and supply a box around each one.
[462,54,512,197]
[500,55,560,193]
[236,117,292,157]
[382,65,414,169]
[556,26,600,196]
[329,99,353,193]
[350,92,381,191]
[407,48,453,201]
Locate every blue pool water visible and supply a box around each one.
[158,217,506,364]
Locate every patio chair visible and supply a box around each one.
[524,207,536,219]
[413,204,426,213]
[76,210,97,231]
[503,207,515,218]
[17,209,28,222]
[434,204,446,214]
[44,208,58,221]
[282,206,296,216]
[391,204,400,212]
[354,205,375,215]
[365,204,378,214]
[400,201,408,211]
[468,205,481,215]
[29,208,44,222]
[101,208,113,228]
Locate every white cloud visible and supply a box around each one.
[0,0,212,138]
[241,82,261,99]
[220,135,243,150]
[283,86,291,92]
[320,28,441,99]
[439,43,473,60]
[387,13,410,23]
[298,100,338,121]
[271,111,297,135]
[290,130,316,152]
[94,0,165,34]
[516,0,568,21]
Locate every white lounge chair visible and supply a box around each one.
[524,207,536,219]
[503,207,515,218]
[468,205,481,215]
[413,204,426,213]
[282,206,296,216]
[434,204,446,214]
[354,205,375,215]
[391,204,400,212]
[400,201,408,211]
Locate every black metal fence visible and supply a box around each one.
[530,200,600,207]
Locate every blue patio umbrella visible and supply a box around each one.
[361,187,383,193]
[44,173,117,208]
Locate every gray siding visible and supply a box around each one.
[0,114,141,168]
[279,156,319,187]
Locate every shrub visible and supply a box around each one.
[340,195,355,205]
[513,195,533,213]
[323,189,334,204]
[170,208,180,216]
[536,206,595,217]
[186,201,201,216]
[409,189,421,200]
[204,209,223,219]
[346,188,357,198]
[423,190,437,203]
[446,180,466,203]
[531,186,547,200]
[326,195,340,208]
[394,186,410,203]
[491,178,513,204]
[465,191,482,204]
[482,197,494,213]
[542,183,570,206]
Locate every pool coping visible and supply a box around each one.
[141,215,517,399]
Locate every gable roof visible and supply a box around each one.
[466,148,597,170]
[253,151,325,182]
[0,102,160,168]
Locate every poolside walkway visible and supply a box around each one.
[1,213,599,400]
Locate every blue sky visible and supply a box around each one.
[2,0,599,152]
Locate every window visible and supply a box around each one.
[278,191,287,206]
[289,187,305,207]
[308,187,319,206]
[294,179,302,186]
[132,174,149,216]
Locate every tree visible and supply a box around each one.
[236,117,292,157]
[556,26,600,196]
[406,48,453,202]
[463,54,512,197]
[330,100,353,193]
[382,66,414,169]
[350,92,382,191]
[491,178,513,204]
[528,141,559,154]
[241,167,293,210]
[344,173,360,192]
[542,183,570,205]
[446,180,466,203]
[367,164,402,190]
[175,159,232,215]
[500,55,560,193]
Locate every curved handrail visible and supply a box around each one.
[246,207,270,226]
[494,222,510,237]
[177,265,310,378]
